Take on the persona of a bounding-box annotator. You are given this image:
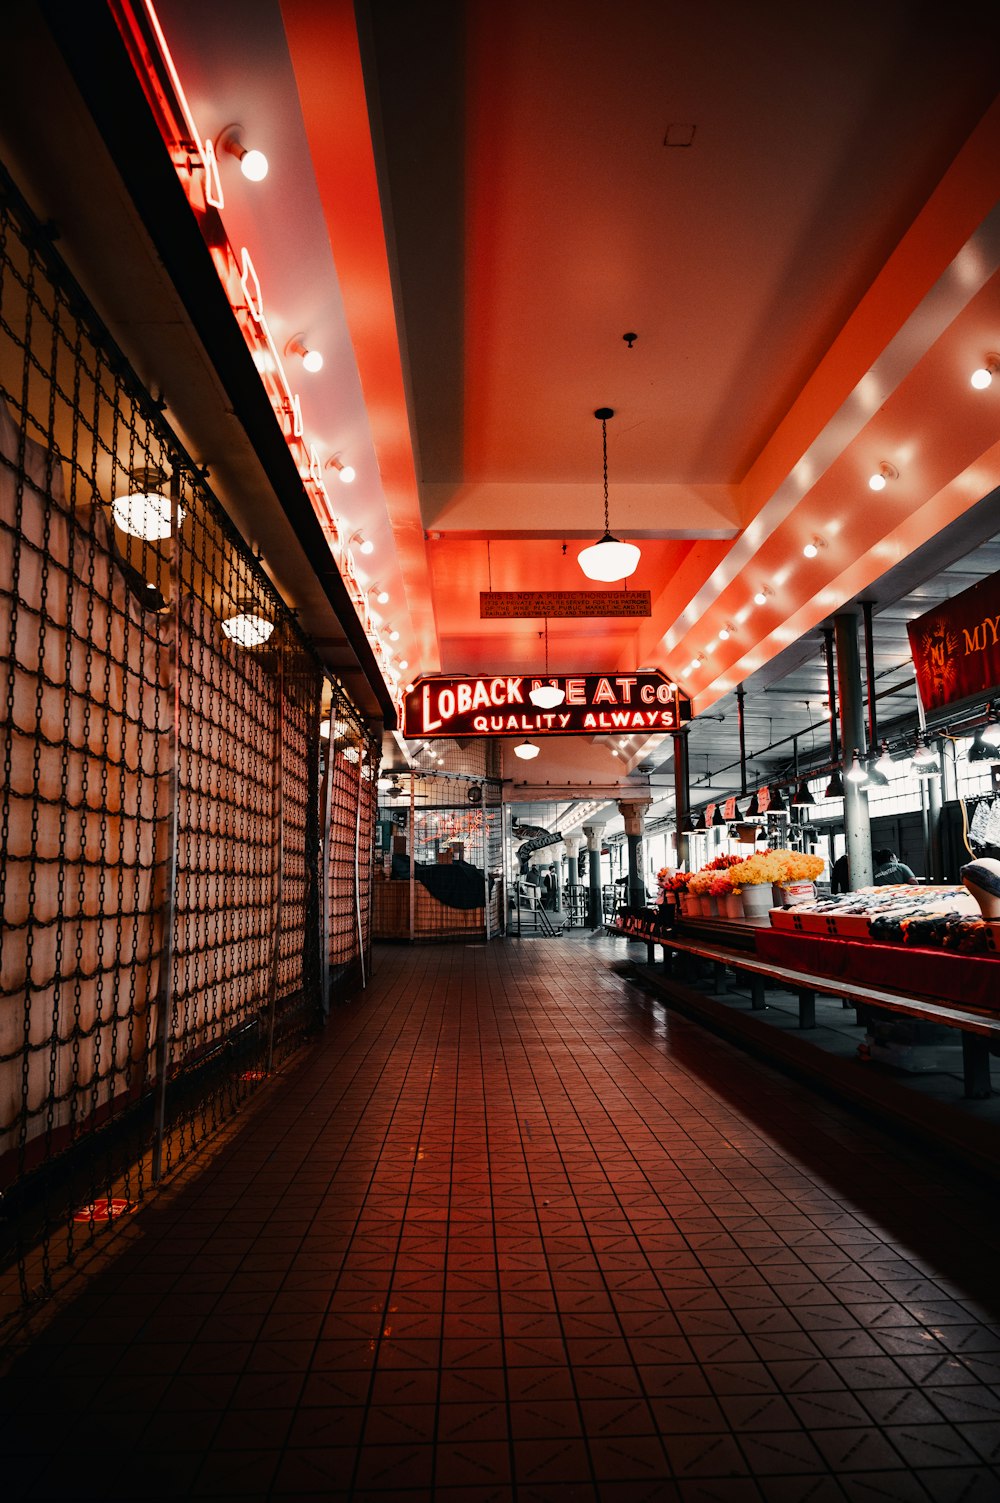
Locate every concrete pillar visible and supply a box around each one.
[562,834,582,923]
[583,823,606,929]
[834,611,873,889]
[673,730,690,871]
[618,800,651,911]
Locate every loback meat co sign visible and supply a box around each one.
[403,672,692,738]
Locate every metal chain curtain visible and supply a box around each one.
[0,164,377,1328]
[325,701,380,1001]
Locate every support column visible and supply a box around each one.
[583,823,606,930]
[618,800,651,911]
[927,748,943,882]
[673,729,690,871]
[562,834,582,923]
[835,611,873,889]
[549,856,562,913]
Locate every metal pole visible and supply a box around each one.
[822,627,840,768]
[265,639,285,1073]
[861,600,878,755]
[736,685,747,797]
[353,742,366,988]
[319,689,334,1017]
[834,611,873,889]
[927,742,944,882]
[673,729,690,869]
[151,467,182,1183]
[408,773,415,941]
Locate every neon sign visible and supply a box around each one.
[404,673,691,738]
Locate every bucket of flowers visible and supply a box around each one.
[708,869,743,919]
[658,869,691,916]
[727,849,781,917]
[771,850,825,907]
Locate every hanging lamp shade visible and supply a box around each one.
[578,409,641,582]
[712,805,726,826]
[768,785,787,813]
[969,726,1000,762]
[791,780,816,808]
[845,749,870,786]
[745,790,761,817]
[514,739,540,760]
[824,769,845,798]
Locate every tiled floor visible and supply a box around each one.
[5,935,1000,1502]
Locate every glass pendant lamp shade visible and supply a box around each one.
[528,684,565,708]
[969,726,1000,762]
[578,409,641,582]
[845,749,869,785]
[514,739,540,760]
[578,534,641,582]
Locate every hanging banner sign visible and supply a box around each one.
[907,569,1000,717]
[403,672,691,739]
[480,590,652,618]
[723,798,737,820]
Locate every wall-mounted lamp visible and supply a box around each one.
[753,588,771,606]
[327,456,356,485]
[217,125,268,182]
[111,466,184,541]
[868,461,898,492]
[802,537,826,559]
[221,610,274,648]
[970,355,1000,390]
[369,586,390,606]
[717,625,733,641]
[350,530,374,555]
[284,335,323,373]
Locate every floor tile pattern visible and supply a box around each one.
[4,935,1000,1501]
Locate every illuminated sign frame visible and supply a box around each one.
[404,672,691,738]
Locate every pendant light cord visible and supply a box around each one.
[602,417,610,533]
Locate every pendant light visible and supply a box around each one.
[745,790,761,817]
[712,805,726,827]
[578,409,641,582]
[912,737,940,777]
[791,779,816,808]
[845,749,870,786]
[767,785,787,813]
[824,769,845,798]
[514,739,540,760]
[969,726,1000,762]
[528,621,566,708]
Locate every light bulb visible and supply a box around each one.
[373,588,390,605]
[803,540,819,559]
[577,535,641,582]
[982,718,1000,746]
[868,471,887,492]
[240,148,268,182]
[351,531,374,555]
[718,626,731,641]
[339,465,355,484]
[971,357,998,390]
[387,628,400,642]
[753,590,767,606]
[868,461,897,491]
[398,660,409,671]
[302,348,323,373]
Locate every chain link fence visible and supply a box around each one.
[0,162,378,1329]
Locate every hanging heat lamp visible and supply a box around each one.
[578,409,641,582]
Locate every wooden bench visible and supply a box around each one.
[609,924,1000,1099]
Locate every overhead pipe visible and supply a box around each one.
[861,599,878,755]
[822,627,840,771]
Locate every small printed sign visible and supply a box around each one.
[480,590,652,619]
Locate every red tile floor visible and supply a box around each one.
[5,936,1000,1502]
